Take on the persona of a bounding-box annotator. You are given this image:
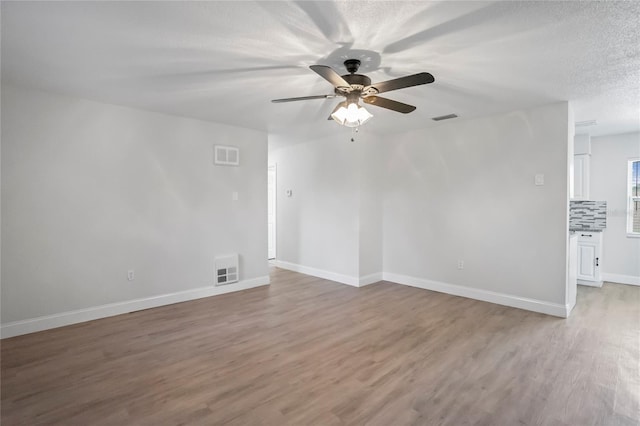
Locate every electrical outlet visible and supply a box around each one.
[127,270,135,281]
[457,260,464,270]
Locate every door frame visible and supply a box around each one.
[268,164,277,260]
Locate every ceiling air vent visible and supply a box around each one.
[432,114,458,121]
[575,119,597,127]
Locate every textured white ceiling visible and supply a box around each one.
[2,1,639,137]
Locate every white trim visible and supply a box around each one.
[359,273,383,287]
[272,264,570,317]
[602,273,640,286]
[267,164,277,260]
[1,276,270,339]
[627,158,639,234]
[382,272,570,318]
[273,260,360,287]
[577,279,603,287]
[272,261,382,288]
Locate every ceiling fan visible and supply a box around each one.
[271,59,435,127]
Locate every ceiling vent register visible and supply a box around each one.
[432,114,458,121]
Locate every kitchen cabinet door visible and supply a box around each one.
[577,242,597,281]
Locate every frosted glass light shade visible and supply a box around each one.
[331,101,373,127]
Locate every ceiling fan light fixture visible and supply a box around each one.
[272,59,434,129]
[331,101,373,127]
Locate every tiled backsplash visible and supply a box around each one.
[570,200,607,230]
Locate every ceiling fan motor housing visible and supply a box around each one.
[342,74,371,87]
[344,59,361,73]
[333,59,375,96]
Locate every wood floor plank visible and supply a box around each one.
[2,268,639,425]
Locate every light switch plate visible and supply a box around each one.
[535,174,544,186]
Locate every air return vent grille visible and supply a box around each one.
[215,254,239,286]
[432,114,458,121]
[214,145,240,166]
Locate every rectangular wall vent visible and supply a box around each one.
[214,145,240,166]
[215,254,239,286]
[432,113,458,121]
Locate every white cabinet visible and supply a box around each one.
[573,154,590,200]
[578,243,597,279]
[576,231,602,287]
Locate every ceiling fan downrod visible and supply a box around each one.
[344,59,361,74]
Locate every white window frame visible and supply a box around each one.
[627,158,640,237]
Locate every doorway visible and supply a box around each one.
[268,165,277,260]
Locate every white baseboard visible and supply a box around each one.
[273,260,382,288]
[0,276,270,339]
[359,272,383,287]
[273,264,569,317]
[273,260,360,287]
[382,272,570,318]
[602,273,640,286]
[577,279,603,287]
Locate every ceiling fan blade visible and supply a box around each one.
[309,65,350,88]
[271,94,335,103]
[368,72,434,94]
[362,96,416,113]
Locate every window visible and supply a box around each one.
[629,159,640,236]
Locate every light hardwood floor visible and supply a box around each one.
[2,268,639,425]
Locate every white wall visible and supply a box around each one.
[590,132,640,284]
[270,102,572,315]
[382,103,571,308]
[1,84,269,327]
[268,132,362,282]
[574,133,591,155]
[357,137,383,279]
[268,128,384,285]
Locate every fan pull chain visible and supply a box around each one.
[350,127,359,142]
